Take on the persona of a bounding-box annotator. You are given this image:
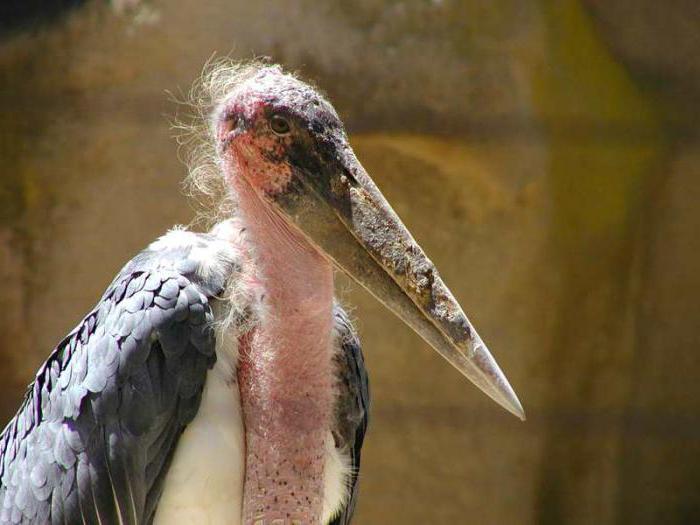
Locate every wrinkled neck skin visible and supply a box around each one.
[231,169,334,525]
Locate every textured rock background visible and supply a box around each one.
[1,1,698,523]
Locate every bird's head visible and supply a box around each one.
[215,65,344,199]
[214,64,524,419]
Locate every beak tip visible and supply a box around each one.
[466,340,526,421]
[495,381,526,421]
[511,397,527,422]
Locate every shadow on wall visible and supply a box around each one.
[0,0,86,37]
[1,1,699,523]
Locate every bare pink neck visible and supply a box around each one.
[234,178,334,524]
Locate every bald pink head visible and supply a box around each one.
[216,66,343,197]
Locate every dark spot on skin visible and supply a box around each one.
[220,108,239,132]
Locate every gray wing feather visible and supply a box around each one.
[330,305,370,525]
[0,232,238,524]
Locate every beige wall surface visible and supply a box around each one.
[1,1,698,523]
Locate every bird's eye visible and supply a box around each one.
[270,114,291,136]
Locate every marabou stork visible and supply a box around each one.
[0,62,524,525]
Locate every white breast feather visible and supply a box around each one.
[153,328,245,525]
[322,434,353,523]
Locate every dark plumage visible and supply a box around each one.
[330,311,369,525]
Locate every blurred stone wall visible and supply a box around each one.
[0,1,698,523]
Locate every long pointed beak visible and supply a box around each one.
[275,140,525,420]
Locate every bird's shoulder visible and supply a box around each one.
[121,222,244,295]
[0,221,245,447]
[0,222,246,524]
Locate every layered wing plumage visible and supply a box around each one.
[0,231,239,525]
